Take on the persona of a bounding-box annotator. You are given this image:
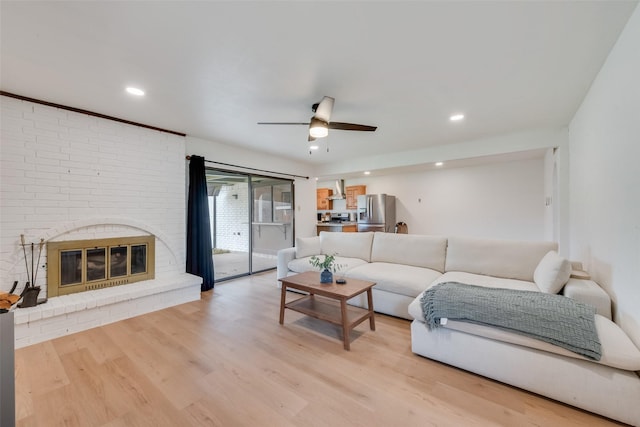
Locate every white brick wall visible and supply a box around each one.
[0,95,200,345]
[213,184,249,252]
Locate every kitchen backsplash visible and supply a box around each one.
[316,198,354,213]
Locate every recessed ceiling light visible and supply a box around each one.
[449,114,464,121]
[309,145,319,150]
[364,171,371,175]
[435,162,443,167]
[126,87,145,96]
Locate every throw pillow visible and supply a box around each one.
[534,250,572,293]
[295,236,321,258]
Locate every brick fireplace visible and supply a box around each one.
[9,221,202,349]
[0,95,201,348]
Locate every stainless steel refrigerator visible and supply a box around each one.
[357,194,396,232]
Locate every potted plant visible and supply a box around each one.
[309,253,342,283]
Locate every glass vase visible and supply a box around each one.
[320,269,333,283]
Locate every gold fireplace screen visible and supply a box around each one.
[46,235,155,297]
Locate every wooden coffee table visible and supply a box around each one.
[278,271,376,350]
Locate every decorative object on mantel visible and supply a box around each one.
[309,253,343,284]
[16,234,47,308]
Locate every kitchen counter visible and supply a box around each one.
[316,222,358,235]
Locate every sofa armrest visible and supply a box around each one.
[562,278,612,319]
[277,247,297,280]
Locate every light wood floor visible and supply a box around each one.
[15,271,625,427]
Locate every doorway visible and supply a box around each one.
[206,169,294,281]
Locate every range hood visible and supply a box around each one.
[328,179,346,200]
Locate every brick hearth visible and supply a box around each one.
[12,273,201,348]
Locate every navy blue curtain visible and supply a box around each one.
[186,155,215,291]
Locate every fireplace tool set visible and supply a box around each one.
[0,235,47,313]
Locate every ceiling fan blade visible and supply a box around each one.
[308,134,316,142]
[314,96,334,122]
[328,122,377,132]
[257,122,310,125]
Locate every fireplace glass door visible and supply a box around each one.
[110,246,128,277]
[60,250,82,285]
[47,236,155,297]
[131,244,147,274]
[86,248,106,282]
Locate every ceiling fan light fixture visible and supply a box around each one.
[309,118,329,138]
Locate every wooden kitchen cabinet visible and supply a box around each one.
[316,224,340,235]
[316,224,357,235]
[316,188,333,210]
[345,185,366,210]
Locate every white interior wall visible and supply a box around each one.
[568,5,640,346]
[322,157,546,241]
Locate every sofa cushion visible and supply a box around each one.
[346,262,442,298]
[429,271,539,292]
[534,250,572,294]
[288,256,368,274]
[371,232,447,272]
[320,231,374,261]
[295,236,321,258]
[445,237,558,281]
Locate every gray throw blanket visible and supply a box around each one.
[421,282,602,360]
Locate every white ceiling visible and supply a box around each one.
[1,1,637,168]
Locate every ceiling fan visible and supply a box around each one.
[257,96,377,141]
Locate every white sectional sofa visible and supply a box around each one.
[277,231,640,426]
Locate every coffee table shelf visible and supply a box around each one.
[286,295,372,329]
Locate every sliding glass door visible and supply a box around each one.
[251,177,293,273]
[206,170,250,281]
[206,169,293,281]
